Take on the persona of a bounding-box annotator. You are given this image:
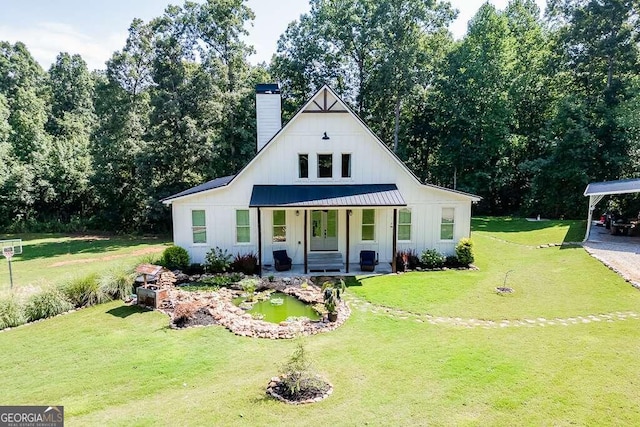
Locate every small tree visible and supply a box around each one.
[277,339,329,401]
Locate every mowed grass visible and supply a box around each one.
[0,234,171,292]
[1,302,639,425]
[1,218,640,425]
[348,218,639,319]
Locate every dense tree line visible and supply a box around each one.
[0,0,639,233]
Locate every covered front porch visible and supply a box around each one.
[249,184,407,276]
[261,261,394,278]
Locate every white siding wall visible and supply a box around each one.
[170,90,476,267]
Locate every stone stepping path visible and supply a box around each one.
[344,293,639,329]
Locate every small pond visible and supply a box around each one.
[233,292,320,323]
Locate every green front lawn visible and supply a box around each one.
[0,234,171,292]
[347,229,637,319]
[1,218,639,425]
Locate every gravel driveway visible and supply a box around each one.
[583,225,640,289]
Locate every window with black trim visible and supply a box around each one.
[318,154,333,178]
[298,154,308,178]
[341,153,351,178]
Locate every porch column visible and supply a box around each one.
[392,208,398,273]
[304,210,308,274]
[257,207,262,276]
[346,209,350,273]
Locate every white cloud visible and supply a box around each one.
[0,22,127,71]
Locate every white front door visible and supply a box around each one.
[310,210,338,251]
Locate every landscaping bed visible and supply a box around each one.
[163,276,350,338]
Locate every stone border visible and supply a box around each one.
[163,280,351,339]
[266,375,333,405]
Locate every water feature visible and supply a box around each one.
[234,292,320,323]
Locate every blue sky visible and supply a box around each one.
[0,0,546,71]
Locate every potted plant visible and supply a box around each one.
[321,279,345,322]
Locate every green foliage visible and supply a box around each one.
[99,269,136,300]
[205,247,232,273]
[160,246,190,271]
[23,287,73,322]
[231,252,258,275]
[0,296,26,329]
[455,238,475,266]
[321,279,346,314]
[241,278,258,302]
[421,249,445,269]
[198,274,239,288]
[62,273,110,307]
[279,340,327,400]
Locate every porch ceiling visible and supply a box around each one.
[249,184,406,208]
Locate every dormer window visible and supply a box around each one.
[318,154,333,178]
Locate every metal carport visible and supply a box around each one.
[583,178,640,241]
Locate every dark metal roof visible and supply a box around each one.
[249,184,406,207]
[162,175,235,202]
[584,178,640,196]
[256,83,280,94]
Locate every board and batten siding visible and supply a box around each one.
[168,86,477,266]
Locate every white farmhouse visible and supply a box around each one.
[162,84,480,274]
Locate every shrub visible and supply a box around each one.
[0,297,26,330]
[456,238,475,266]
[421,249,445,269]
[205,247,232,273]
[185,263,205,275]
[396,249,420,271]
[100,269,136,300]
[445,255,460,268]
[23,288,73,322]
[231,252,258,275]
[160,246,190,271]
[62,273,110,307]
[322,279,346,315]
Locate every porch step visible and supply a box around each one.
[308,252,343,272]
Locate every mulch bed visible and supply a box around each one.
[173,308,216,328]
[267,374,333,404]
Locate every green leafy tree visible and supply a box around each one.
[44,52,96,221]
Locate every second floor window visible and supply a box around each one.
[341,153,351,178]
[299,154,308,178]
[318,154,333,178]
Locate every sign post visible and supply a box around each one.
[3,247,14,290]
